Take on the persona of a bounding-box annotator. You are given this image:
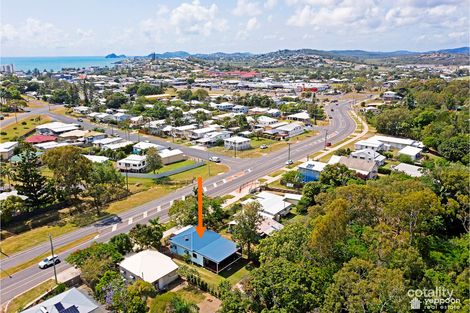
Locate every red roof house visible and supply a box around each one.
[24,134,57,144]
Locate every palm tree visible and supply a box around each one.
[0,163,14,189]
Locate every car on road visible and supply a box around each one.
[38,255,60,269]
[260,144,268,149]
[77,118,84,122]
[330,108,334,112]
[209,156,221,163]
[285,159,294,165]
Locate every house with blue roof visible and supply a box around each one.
[169,226,240,274]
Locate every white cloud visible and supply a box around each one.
[265,0,277,9]
[287,0,467,37]
[246,17,260,31]
[138,0,227,45]
[0,18,91,49]
[233,0,262,16]
[170,1,227,37]
[237,17,261,39]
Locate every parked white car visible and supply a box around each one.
[38,255,60,269]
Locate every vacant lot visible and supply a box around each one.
[0,115,51,142]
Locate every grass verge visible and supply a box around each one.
[0,224,77,259]
[5,279,56,313]
[1,232,98,279]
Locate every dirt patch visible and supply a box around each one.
[198,294,222,313]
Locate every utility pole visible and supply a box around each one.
[311,92,317,125]
[207,151,211,177]
[287,143,291,161]
[49,234,58,284]
[324,129,329,148]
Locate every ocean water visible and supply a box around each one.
[0,56,122,72]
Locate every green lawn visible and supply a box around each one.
[268,178,300,191]
[169,163,228,181]
[6,280,56,313]
[268,169,285,177]
[150,287,203,313]
[173,258,250,287]
[156,160,196,173]
[0,115,51,142]
[106,185,179,215]
[0,224,77,259]
[1,232,98,279]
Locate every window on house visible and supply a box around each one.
[192,253,197,258]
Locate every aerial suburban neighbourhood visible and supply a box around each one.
[0,1,469,312]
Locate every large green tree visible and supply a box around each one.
[43,146,92,202]
[129,218,164,250]
[84,162,126,214]
[232,201,263,259]
[13,145,54,210]
[145,147,163,174]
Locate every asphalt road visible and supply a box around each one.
[0,100,356,305]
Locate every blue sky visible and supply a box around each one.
[1,0,468,56]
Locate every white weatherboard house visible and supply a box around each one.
[275,122,304,138]
[133,141,165,154]
[350,149,386,166]
[119,250,179,290]
[286,111,311,124]
[117,154,146,172]
[159,148,186,165]
[398,146,422,161]
[0,141,18,160]
[354,139,385,152]
[232,105,248,114]
[224,136,251,150]
[93,137,123,148]
[368,135,424,150]
[36,122,80,135]
[243,191,292,221]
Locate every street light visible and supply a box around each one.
[125,164,130,191]
[287,142,291,161]
[207,151,211,177]
[49,234,58,284]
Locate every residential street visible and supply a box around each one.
[0,99,357,305]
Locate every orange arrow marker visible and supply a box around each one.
[195,177,206,238]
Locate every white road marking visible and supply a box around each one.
[203,187,207,192]
[157,206,161,212]
[143,211,147,218]
[222,179,227,183]
[128,217,133,225]
[112,224,117,232]
[94,234,100,239]
[181,196,185,201]
[213,182,217,187]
